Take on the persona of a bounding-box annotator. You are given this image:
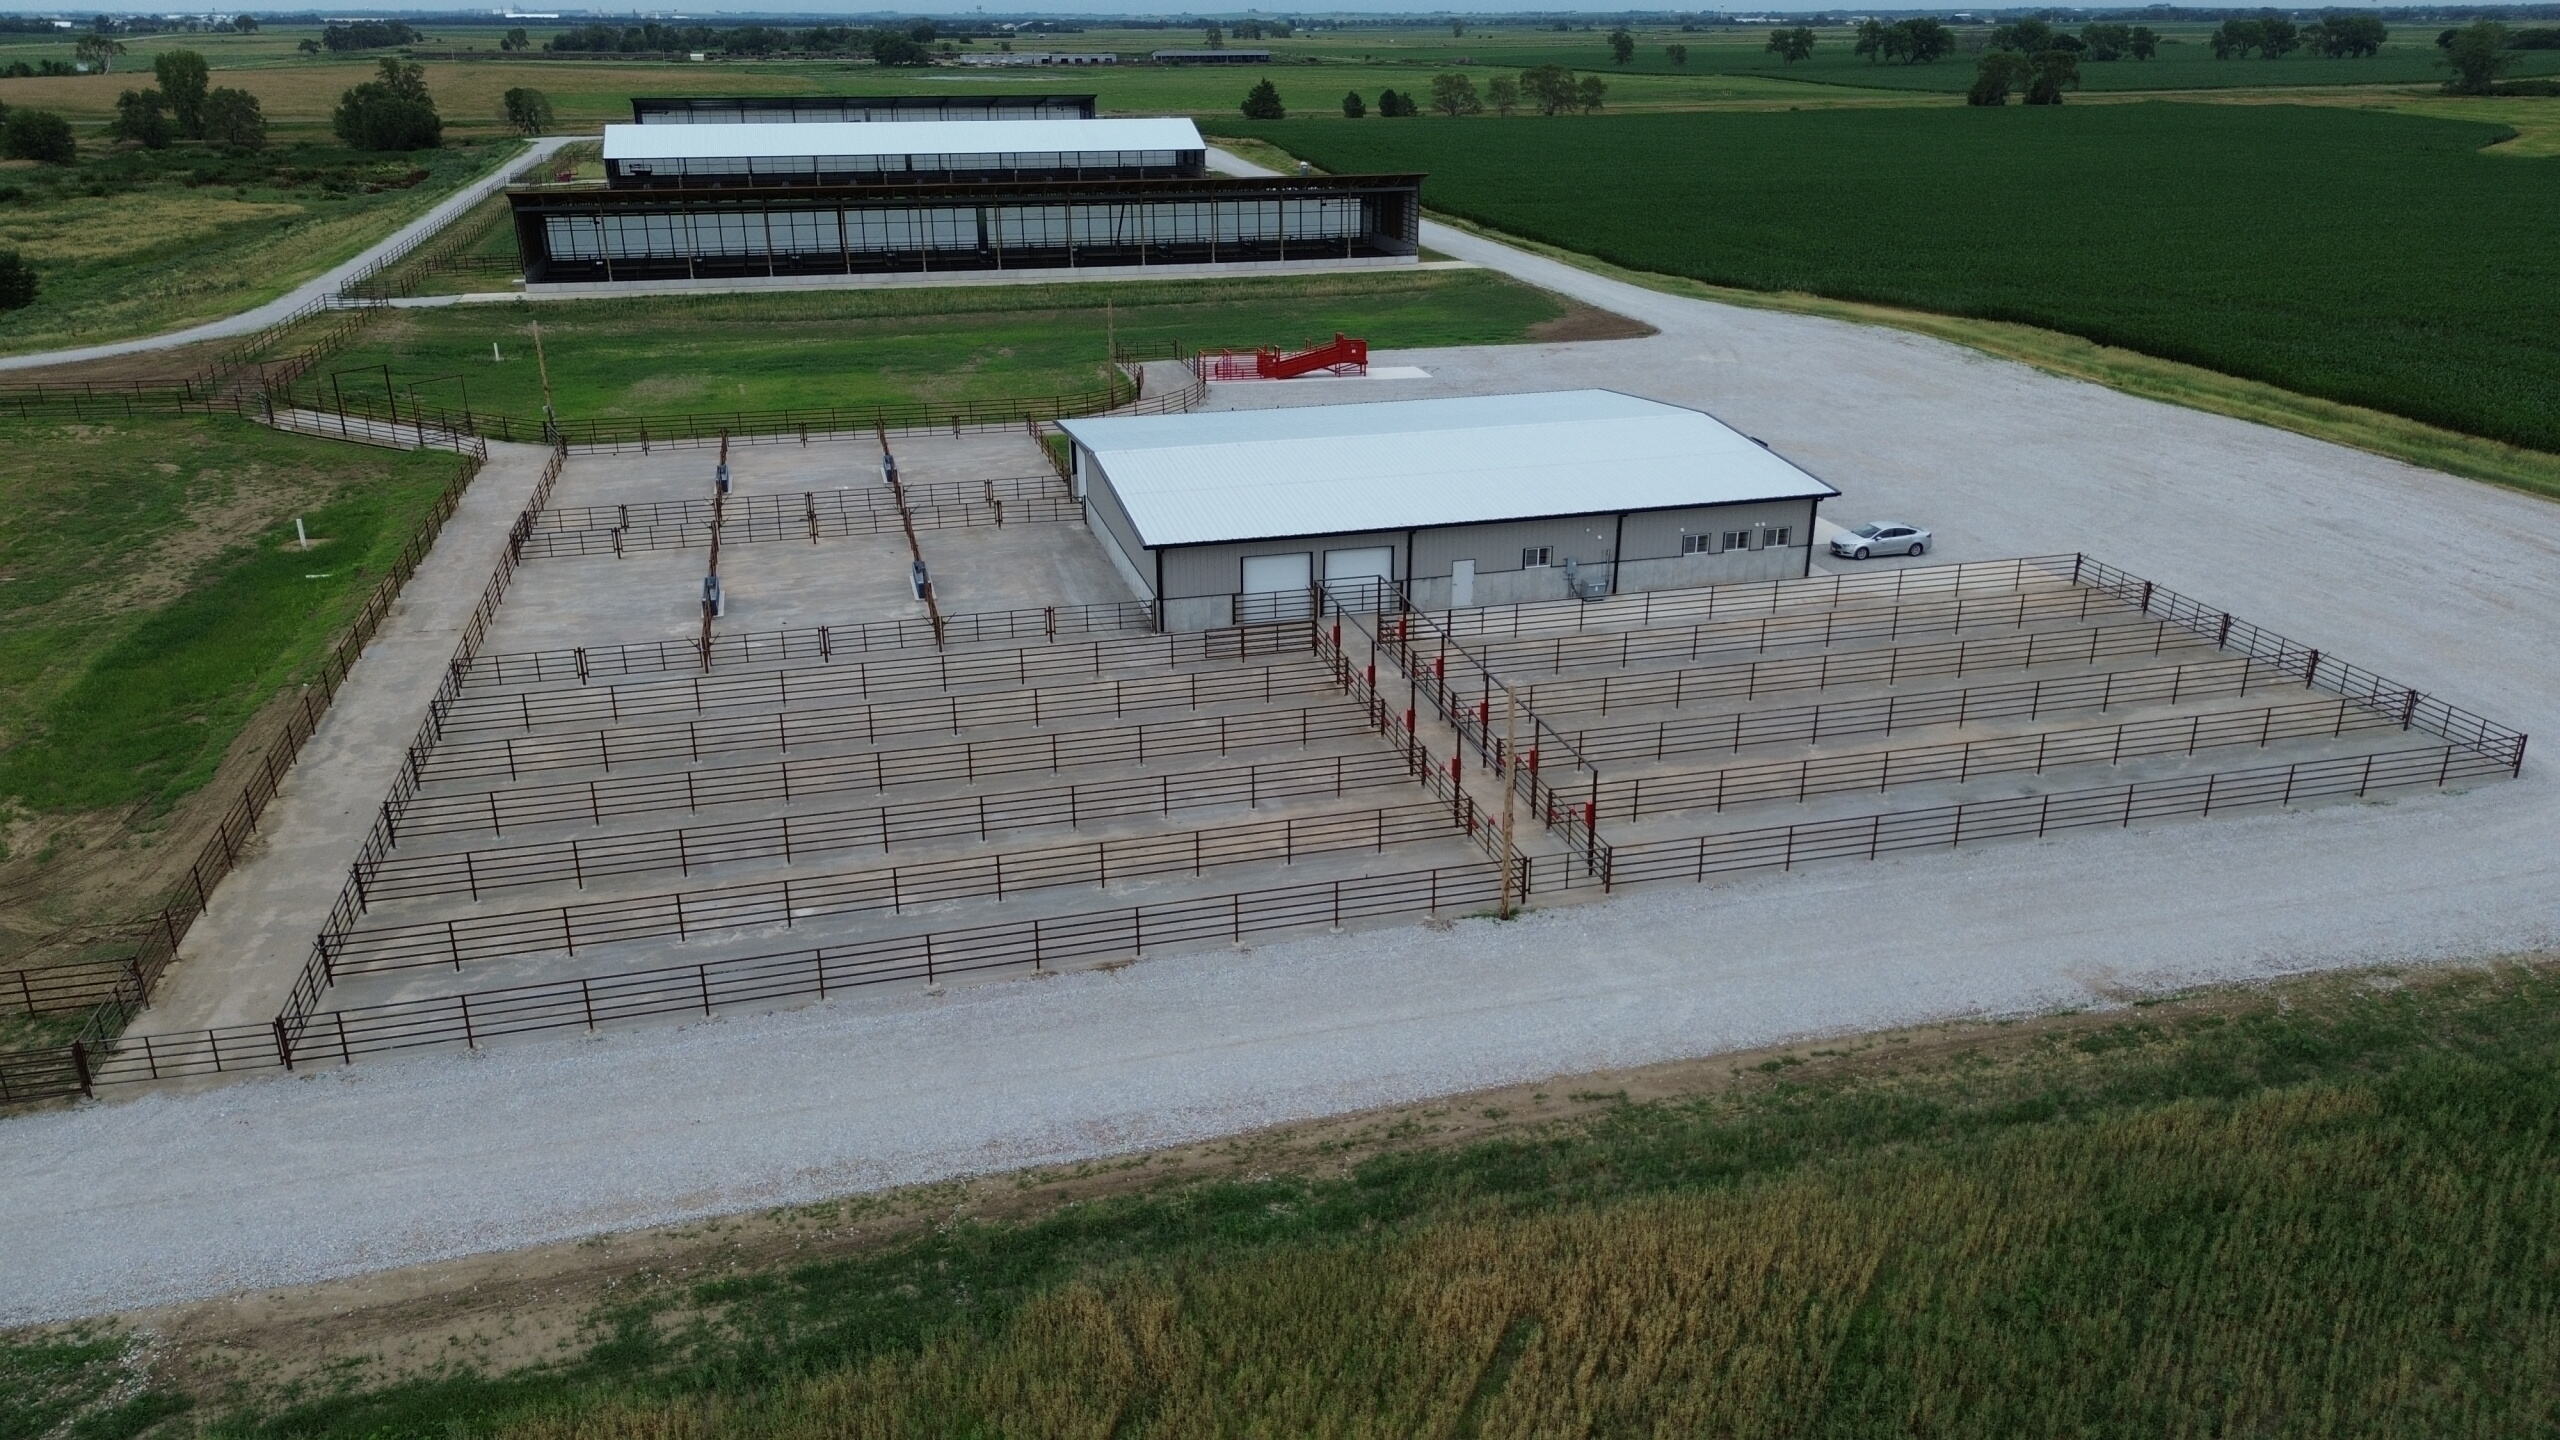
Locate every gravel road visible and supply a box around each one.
[5,154,2558,1326]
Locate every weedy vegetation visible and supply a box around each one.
[10,961,2557,1438]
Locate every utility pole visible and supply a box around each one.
[530,320,557,438]
[1499,685,1519,920]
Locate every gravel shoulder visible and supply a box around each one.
[6,157,2560,1327]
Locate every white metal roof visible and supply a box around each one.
[1061,391,1838,549]
[603,117,1204,163]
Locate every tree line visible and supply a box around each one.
[541,20,943,63]
[1247,65,1609,121]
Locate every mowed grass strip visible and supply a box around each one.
[1221,103,2560,455]
[316,268,1629,421]
[0,414,467,816]
[48,962,2560,1437]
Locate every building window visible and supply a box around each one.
[1521,546,1553,569]
[1680,534,1709,556]
[1769,527,1792,548]
[1722,531,1748,552]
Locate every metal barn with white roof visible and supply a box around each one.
[1058,391,1838,629]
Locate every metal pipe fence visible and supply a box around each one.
[412,658,1342,785]
[438,625,1307,736]
[77,857,1513,1093]
[1420,554,2085,646]
[1469,581,2126,678]
[2069,555,2527,772]
[360,747,1431,908]
[1571,694,2393,840]
[1591,743,2514,892]
[518,492,1081,559]
[0,959,148,1019]
[393,702,1380,841]
[532,474,1065,534]
[1539,653,2281,777]
[458,599,1157,691]
[1509,618,2199,728]
[331,799,1474,977]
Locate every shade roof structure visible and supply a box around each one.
[603,117,1205,163]
[1060,391,1839,549]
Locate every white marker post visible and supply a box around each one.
[295,517,309,551]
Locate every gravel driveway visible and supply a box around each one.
[4,161,2556,1326]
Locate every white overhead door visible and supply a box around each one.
[1323,546,1395,613]
[1239,551,1313,623]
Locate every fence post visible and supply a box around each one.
[69,1040,92,1099]
[272,1015,295,1071]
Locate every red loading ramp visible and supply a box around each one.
[1259,333,1368,379]
[1198,334,1370,381]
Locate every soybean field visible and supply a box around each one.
[1222,103,2560,454]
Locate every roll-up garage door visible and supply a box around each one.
[1239,551,1313,623]
[1322,546,1394,613]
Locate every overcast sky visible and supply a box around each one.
[0,1,2437,13]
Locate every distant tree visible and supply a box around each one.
[2129,25,2159,59]
[1853,18,1887,61]
[2440,20,2515,92]
[869,31,930,65]
[2079,23,2131,61]
[110,86,172,146]
[152,48,208,136]
[2256,11,2300,58]
[73,31,125,72]
[1,108,75,164]
[232,11,257,32]
[201,85,266,151]
[1967,49,2030,104]
[1607,26,1634,64]
[1377,87,1418,116]
[2025,48,2081,103]
[1451,19,1463,37]
[333,57,441,150]
[1341,89,1365,117]
[0,251,35,312]
[1575,72,1607,111]
[2308,12,2387,58]
[1520,62,1580,114]
[1486,73,1520,114]
[2211,18,2264,58]
[1429,71,1483,115]
[1240,77,1285,119]
[1990,18,2053,52]
[1882,18,1953,64]
[1203,23,1223,50]
[1665,42,1688,65]
[501,86,553,135]
[296,37,318,54]
[320,20,419,51]
[501,26,529,51]
[1765,26,1816,63]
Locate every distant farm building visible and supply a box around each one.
[948,52,1121,66]
[1059,391,1838,629]
[1151,48,1273,63]
[628,94,1099,124]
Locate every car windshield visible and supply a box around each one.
[1851,524,1883,538]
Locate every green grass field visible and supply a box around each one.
[311,269,1624,423]
[13,959,2556,1437]
[1220,103,2560,455]
[0,413,464,972]
[0,414,464,815]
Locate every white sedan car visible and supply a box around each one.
[1831,522,1931,560]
